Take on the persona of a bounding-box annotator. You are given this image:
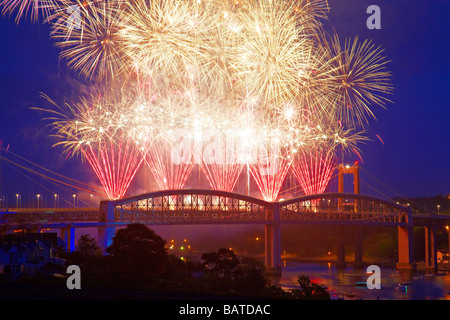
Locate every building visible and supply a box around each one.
[0,233,66,277]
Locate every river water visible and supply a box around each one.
[271,260,450,300]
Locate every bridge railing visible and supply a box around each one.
[0,209,100,224]
[278,193,408,225]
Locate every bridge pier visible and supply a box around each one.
[396,211,416,270]
[336,225,347,269]
[265,205,282,276]
[424,226,438,272]
[60,226,75,253]
[99,200,116,253]
[354,226,364,269]
[97,226,115,253]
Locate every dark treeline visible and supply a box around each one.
[0,224,330,300]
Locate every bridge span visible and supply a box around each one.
[1,189,449,275]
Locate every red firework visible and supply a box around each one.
[82,138,146,200]
[292,148,337,195]
[144,139,194,191]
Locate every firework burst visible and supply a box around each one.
[37,87,151,199]
[7,0,394,200]
[48,0,127,81]
[324,34,394,127]
[0,0,56,22]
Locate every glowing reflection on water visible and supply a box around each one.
[271,260,450,300]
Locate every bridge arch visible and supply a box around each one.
[278,192,409,226]
[106,189,273,224]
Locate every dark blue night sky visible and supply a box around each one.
[0,0,449,208]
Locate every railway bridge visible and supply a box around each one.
[3,189,448,275]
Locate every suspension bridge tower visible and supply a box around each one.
[336,161,363,269]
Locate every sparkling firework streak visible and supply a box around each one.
[325,34,394,127]
[145,140,195,191]
[200,124,246,193]
[36,88,151,200]
[292,148,337,195]
[48,0,127,81]
[0,0,56,22]
[117,0,220,85]
[8,0,394,201]
[230,0,311,111]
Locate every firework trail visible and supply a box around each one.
[3,0,394,201]
[0,0,56,22]
[36,87,151,200]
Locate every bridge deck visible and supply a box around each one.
[1,191,448,229]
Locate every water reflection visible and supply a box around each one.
[271,260,450,300]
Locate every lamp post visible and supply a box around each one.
[72,194,76,207]
[36,194,40,209]
[54,194,58,208]
[16,194,20,209]
[90,194,93,207]
[437,204,441,215]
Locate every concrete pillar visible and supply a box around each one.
[431,227,437,271]
[265,205,281,276]
[353,164,360,194]
[426,226,437,272]
[354,226,364,269]
[425,226,430,269]
[336,225,346,269]
[396,214,416,270]
[99,200,116,254]
[100,200,115,223]
[97,226,116,253]
[60,226,75,253]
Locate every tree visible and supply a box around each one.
[291,275,330,300]
[76,234,102,257]
[201,248,239,277]
[106,223,168,276]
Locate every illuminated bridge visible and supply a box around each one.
[1,189,449,275]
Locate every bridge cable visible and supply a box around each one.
[360,167,429,213]
[0,154,105,197]
[0,146,105,193]
[1,159,78,207]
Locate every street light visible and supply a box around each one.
[90,194,93,207]
[36,194,40,209]
[72,194,76,207]
[54,194,58,208]
[437,204,441,215]
[16,194,20,208]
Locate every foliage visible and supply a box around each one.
[106,223,168,277]
[201,248,239,277]
[76,234,102,257]
[290,275,330,300]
